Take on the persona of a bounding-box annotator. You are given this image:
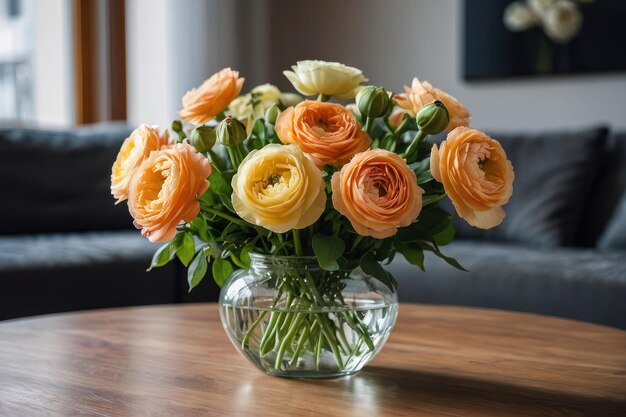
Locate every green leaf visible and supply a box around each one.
[434,222,455,246]
[422,193,447,207]
[208,170,231,196]
[239,240,256,268]
[175,232,195,267]
[418,206,450,236]
[252,119,265,140]
[147,241,176,271]
[189,217,211,243]
[395,242,425,271]
[419,242,468,272]
[188,251,208,292]
[395,223,430,243]
[409,158,429,174]
[212,255,235,287]
[312,234,346,271]
[360,251,396,291]
[415,170,433,185]
[375,237,394,262]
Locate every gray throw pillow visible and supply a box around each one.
[442,127,609,247]
[598,195,626,250]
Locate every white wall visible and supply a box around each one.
[126,0,626,131]
[126,0,271,128]
[265,0,626,132]
[397,0,626,131]
[33,0,73,126]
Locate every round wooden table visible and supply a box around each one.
[0,304,625,416]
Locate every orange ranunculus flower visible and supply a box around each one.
[331,149,424,238]
[275,100,371,166]
[128,142,212,243]
[430,127,514,229]
[179,68,245,124]
[394,78,470,131]
[111,124,171,203]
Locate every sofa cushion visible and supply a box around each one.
[0,230,159,270]
[0,231,220,320]
[443,127,609,247]
[0,123,134,235]
[584,132,626,247]
[387,240,626,329]
[0,231,178,320]
[598,194,626,250]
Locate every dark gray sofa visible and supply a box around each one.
[0,123,218,320]
[389,127,626,329]
[1,124,624,330]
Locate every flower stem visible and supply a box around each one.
[364,117,374,135]
[203,207,249,228]
[226,147,239,170]
[241,310,267,349]
[275,312,306,369]
[350,235,364,252]
[317,93,331,102]
[292,229,303,256]
[289,323,311,367]
[403,130,428,163]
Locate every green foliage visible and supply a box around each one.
[147,241,176,271]
[393,205,465,272]
[175,232,195,267]
[360,251,397,291]
[312,234,345,271]
[188,250,208,291]
[212,254,235,287]
[395,242,425,271]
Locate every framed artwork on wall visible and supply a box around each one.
[464,0,626,80]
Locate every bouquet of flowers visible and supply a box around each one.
[111,60,514,376]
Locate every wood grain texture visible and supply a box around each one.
[0,304,624,417]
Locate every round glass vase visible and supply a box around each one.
[219,254,399,378]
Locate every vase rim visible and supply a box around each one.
[247,252,356,271]
[249,253,320,269]
[249,253,318,261]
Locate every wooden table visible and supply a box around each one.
[0,304,625,417]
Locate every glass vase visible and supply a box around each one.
[219,254,398,378]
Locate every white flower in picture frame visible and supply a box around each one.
[542,1,583,43]
[504,1,540,31]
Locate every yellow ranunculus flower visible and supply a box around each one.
[231,144,326,233]
[283,60,368,99]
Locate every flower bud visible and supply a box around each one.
[416,100,449,135]
[356,86,390,119]
[217,117,246,146]
[171,119,186,142]
[190,126,217,153]
[264,103,281,125]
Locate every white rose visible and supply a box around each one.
[227,94,254,120]
[283,60,368,99]
[543,1,582,43]
[227,84,303,121]
[527,0,557,17]
[251,83,282,100]
[504,2,539,31]
[279,92,303,107]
